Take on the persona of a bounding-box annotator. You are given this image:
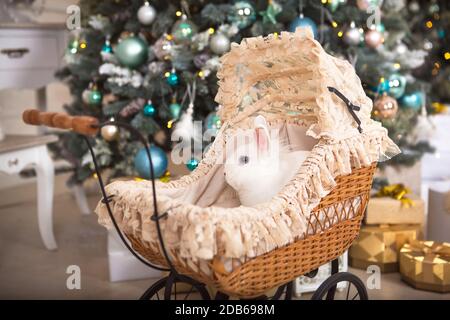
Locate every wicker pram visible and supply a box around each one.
[23,28,399,299]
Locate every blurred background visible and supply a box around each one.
[0,0,449,299]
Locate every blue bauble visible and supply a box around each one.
[143,103,156,117]
[166,72,179,86]
[115,36,148,69]
[186,158,199,171]
[289,14,318,39]
[134,146,168,179]
[387,73,406,98]
[377,79,390,94]
[400,91,423,111]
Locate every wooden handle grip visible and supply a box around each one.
[22,109,99,136]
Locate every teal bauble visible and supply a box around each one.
[186,158,199,171]
[101,40,113,53]
[205,112,221,134]
[377,79,390,94]
[134,146,168,179]
[171,15,198,44]
[400,91,423,111]
[387,73,406,98]
[169,102,182,119]
[143,102,156,117]
[289,14,318,39]
[82,88,102,106]
[114,36,148,69]
[228,1,256,29]
[166,71,179,86]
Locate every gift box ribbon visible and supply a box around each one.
[374,183,414,207]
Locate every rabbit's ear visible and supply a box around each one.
[254,115,270,157]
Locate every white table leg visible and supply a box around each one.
[34,146,57,250]
[72,183,91,215]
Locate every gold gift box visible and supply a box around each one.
[349,224,421,273]
[365,195,424,225]
[400,240,450,293]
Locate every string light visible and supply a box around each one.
[166,34,173,41]
[176,11,182,17]
[93,173,98,179]
[164,71,171,77]
[393,63,401,69]
[426,20,433,28]
[444,52,450,60]
[331,21,338,28]
[167,119,174,129]
[79,41,87,49]
[198,70,204,78]
[273,32,279,39]
[321,0,327,3]
[337,31,343,37]
[208,27,215,34]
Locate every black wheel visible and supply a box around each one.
[214,281,294,300]
[311,272,368,300]
[140,274,211,300]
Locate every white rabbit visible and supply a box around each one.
[224,115,309,206]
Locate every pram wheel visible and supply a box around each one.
[140,273,211,300]
[311,272,368,300]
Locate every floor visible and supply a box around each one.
[0,175,449,300]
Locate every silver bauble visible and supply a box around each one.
[101,124,119,141]
[137,2,156,25]
[152,36,172,60]
[365,29,383,48]
[209,33,230,55]
[344,25,361,46]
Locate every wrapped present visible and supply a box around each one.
[349,224,421,273]
[365,194,425,225]
[400,240,450,293]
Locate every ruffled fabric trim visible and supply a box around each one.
[95,123,399,271]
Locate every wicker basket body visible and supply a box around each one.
[126,163,376,298]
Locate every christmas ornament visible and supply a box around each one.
[205,111,221,135]
[228,1,257,29]
[186,158,199,171]
[137,1,156,25]
[101,38,113,53]
[387,73,406,98]
[289,14,318,39]
[171,14,198,44]
[193,53,211,69]
[143,100,156,117]
[134,145,168,179]
[173,82,202,149]
[82,84,103,106]
[400,91,423,111]
[67,37,79,54]
[377,78,390,94]
[101,118,119,141]
[408,1,419,12]
[209,32,230,55]
[409,103,435,144]
[374,94,398,119]
[259,0,282,25]
[169,101,182,119]
[152,36,172,60]
[365,28,383,48]
[344,22,361,46]
[166,69,179,86]
[115,36,148,69]
[357,0,383,11]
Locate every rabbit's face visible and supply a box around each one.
[224,116,276,191]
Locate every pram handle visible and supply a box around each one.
[22,109,99,136]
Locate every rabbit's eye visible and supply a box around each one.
[239,155,250,165]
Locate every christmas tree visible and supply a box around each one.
[54,0,449,185]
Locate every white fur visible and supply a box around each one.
[224,116,309,206]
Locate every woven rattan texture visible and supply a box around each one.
[126,163,376,298]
